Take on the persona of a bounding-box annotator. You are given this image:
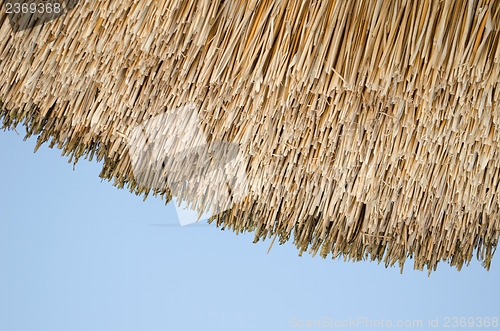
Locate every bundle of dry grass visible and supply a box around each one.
[1,0,499,272]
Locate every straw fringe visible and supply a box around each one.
[1,0,499,272]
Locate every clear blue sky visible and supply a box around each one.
[0,129,498,331]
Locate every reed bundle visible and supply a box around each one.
[1,0,499,272]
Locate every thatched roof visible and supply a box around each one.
[1,0,499,273]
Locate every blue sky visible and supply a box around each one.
[0,129,498,331]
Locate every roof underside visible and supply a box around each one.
[1,0,499,272]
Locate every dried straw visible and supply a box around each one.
[0,0,499,272]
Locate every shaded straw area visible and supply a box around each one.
[1,0,499,272]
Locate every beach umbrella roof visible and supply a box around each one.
[1,0,499,272]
